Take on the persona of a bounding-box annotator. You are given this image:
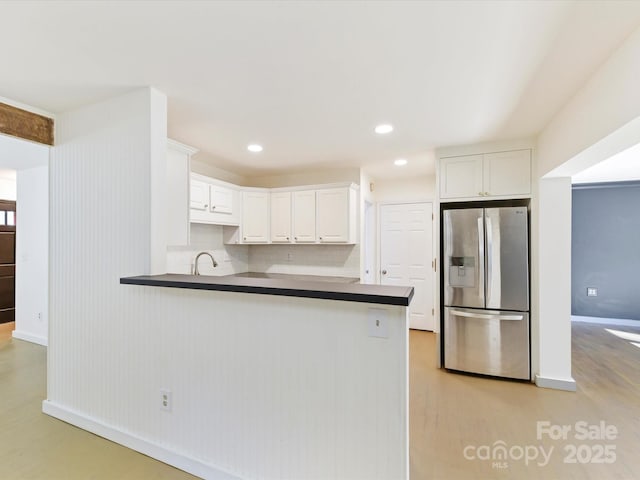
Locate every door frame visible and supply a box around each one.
[377,200,436,329]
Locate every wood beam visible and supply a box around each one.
[0,102,54,145]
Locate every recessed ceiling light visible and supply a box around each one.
[374,124,393,135]
[394,158,408,166]
[247,144,263,153]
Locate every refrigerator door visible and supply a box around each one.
[484,207,529,311]
[443,208,484,308]
[444,307,530,379]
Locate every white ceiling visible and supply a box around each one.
[572,142,640,184]
[1,1,640,180]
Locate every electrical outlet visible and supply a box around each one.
[287,252,293,262]
[587,287,598,297]
[37,312,42,322]
[160,389,172,412]
[368,308,389,338]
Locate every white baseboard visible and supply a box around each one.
[42,400,240,480]
[12,330,48,346]
[534,375,577,392]
[572,315,640,327]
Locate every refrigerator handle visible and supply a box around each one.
[477,216,484,305]
[485,214,493,306]
[449,310,524,321]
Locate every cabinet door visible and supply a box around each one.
[316,188,350,243]
[190,179,209,211]
[292,190,316,243]
[210,185,233,214]
[439,155,483,199]
[242,191,270,243]
[271,192,292,243]
[483,150,531,197]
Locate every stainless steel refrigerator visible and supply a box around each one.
[443,206,530,380]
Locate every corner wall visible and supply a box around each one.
[13,166,49,345]
[534,25,640,390]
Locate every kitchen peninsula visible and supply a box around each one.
[119,272,413,479]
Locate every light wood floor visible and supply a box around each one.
[2,322,639,479]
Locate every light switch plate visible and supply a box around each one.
[368,308,389,338]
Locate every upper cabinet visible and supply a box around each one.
[224,183,358,245]
[190,173,240,226]
[316,187,357,244]
[241,190,270,243]
[439,149,531,201]
[292,190,316,243]
[270,191,292,243]
[167,140,198,246]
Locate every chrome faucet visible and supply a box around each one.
[193,251,218,275]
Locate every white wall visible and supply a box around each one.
[533,25,640,390]
[372,175,436,203]
[535,177,574,390]
[0,169,16,200]
[167,224,248,275]
[13,166,49,345]
[0,131,50,346]
[245,167,360,188]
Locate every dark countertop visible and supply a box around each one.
[120,272,413,306]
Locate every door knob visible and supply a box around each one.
[382,270,387,275]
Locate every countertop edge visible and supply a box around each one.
[120,275,413,307]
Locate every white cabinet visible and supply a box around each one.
[439,149,531,200]
[271,192,292,243]
[439,155,483,199]
[292,190,316,243]
[316,187,357,244]
[210,185,233,214]
[190,174,240,226]
[483,150,531,197]
[167,140,197,246]
[241,191,270,243]
[190,178,209,211]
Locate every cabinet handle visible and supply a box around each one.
[286,237,289,240]
[319,236,323,240]
[484,192,489,196]
[478,192,483,196]
[243,236,247,240]
[211,205,216,210]
[382,269,387,275]
[294,237,297,240]
[204,204,208,208]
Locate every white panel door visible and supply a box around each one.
[271,191,292,243]
[380,203,434,330]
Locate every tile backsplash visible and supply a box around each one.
[249,244,360,278]
[167,224,248,275]
[168,224,360,278]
